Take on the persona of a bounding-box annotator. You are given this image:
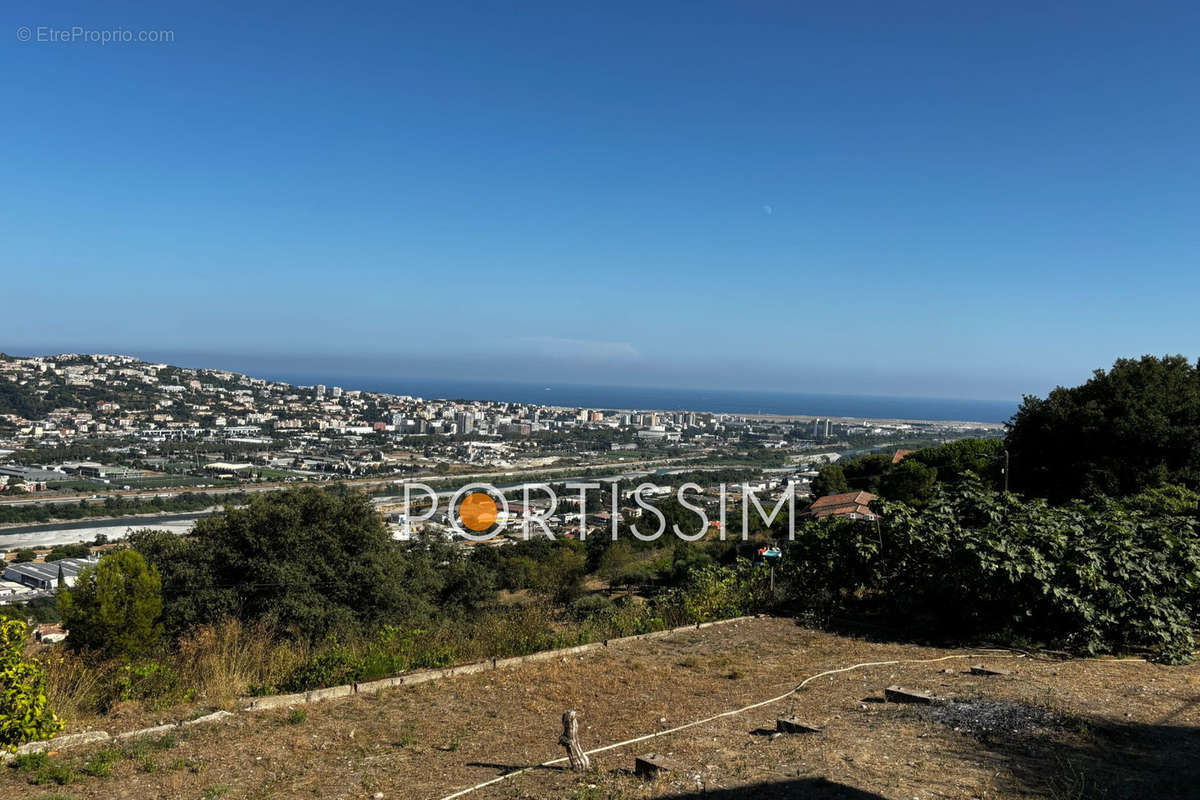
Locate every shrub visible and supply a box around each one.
[9,750,48,771]
[82,747,121,777]
[783,478,1200,662]
[113,662,190,709]
[0,620,63,751]
[659,561,763,625]
[569,594,615,621]
[38,651,108,720]
[30,758,75,785]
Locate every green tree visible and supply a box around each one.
[182,487,408,636]
[1006,355,1200,501]
[596,539,637,581]
[58,550,164,658]
[529,544,587,603]
[12,549,35,563]
[45,543,90,562]
[127,529,235,637]
[877,459,938,505]
[0,619,63,751]
[839,454,893,492]
[909,438,1005,489]
[810,464,849,498]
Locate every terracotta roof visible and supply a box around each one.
[810,491,875,510]
[891,449,915,464]
[807,490,877,519]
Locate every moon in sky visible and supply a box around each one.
[762,204,773,215]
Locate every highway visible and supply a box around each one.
[0,454,707,509]
[0,455,720,548]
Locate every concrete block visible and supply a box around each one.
[969,665,1011,676]
[561,643,602,657]
[182,711,234,727]
[517,650,559,665]
[635,752,683,779]
[884,685,935,704]
[356,676,404,694]
[445,660,492,677]
[492,655,526,671]
[14,730,110,755]
[245,691,308,711]
[115,724,177,740]
[776,717,821,734]
[399,668,445,686]
[306,684,355,703]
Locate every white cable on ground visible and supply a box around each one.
[435,649,1093,800]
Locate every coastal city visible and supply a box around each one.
[0,351,1001,603]
[5,4,1198,797]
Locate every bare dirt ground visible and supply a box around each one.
[8,617,1200,800]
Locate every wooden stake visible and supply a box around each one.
[558,710,591,771]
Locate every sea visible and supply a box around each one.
[265,375,1017,424]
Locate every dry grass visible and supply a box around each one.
[38,649,110,722]
[174,620,303,704]
[10,618,1200,800]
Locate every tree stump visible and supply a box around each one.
[558,710,590,771]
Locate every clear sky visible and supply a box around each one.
[3,1,1198,401]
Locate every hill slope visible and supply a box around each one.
[7,618,1200,799]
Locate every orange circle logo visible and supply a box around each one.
[460,492,499,532]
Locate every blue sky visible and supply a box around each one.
[3,1,1198,401]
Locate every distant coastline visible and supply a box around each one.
[263,374,1017,424]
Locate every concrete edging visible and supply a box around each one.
[244,614,761,710]
[8,711,234,759]
[9,615,761,758]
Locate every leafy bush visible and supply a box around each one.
[569,593,616,621]
[113,662,191,709]
[0,620,63,751]
[280,644,361,692]
[659,561,765,625]
[783,478,1200,662]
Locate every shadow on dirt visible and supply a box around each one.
[660,777,886,798]
[935,705,1200,798]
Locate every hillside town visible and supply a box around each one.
[0,353,1001,493]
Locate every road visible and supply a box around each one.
[0,456,714,548]
[0,454,706,509]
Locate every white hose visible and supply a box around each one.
[435,649,1081,800]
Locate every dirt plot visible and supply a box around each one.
[8,617,1200,800]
